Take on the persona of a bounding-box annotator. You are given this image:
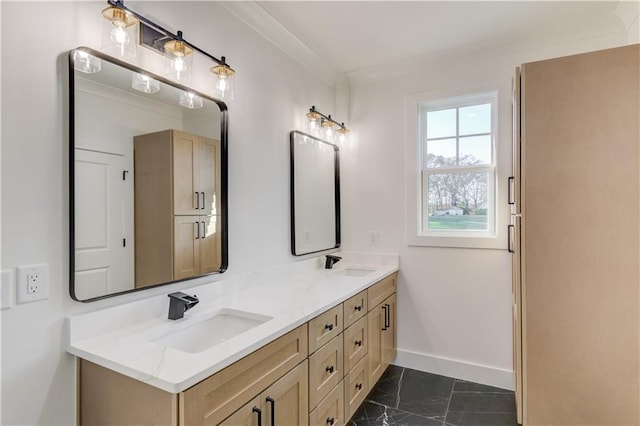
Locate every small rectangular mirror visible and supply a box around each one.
[70,47,228,302]
[290,131,340,255]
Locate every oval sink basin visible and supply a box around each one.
[153,309,272,353]
[336,267,376,277]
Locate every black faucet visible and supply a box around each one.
[325,255,342,269]
[168,292,199,320]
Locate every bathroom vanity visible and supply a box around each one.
[68,255,398,425]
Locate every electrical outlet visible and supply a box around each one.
[1,270,13,310]
[17,264,49,304]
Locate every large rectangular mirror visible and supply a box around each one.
[290,131,340,255]
[70,47,227,302]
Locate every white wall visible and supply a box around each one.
[0,2,334,424]
[340,32,632,389]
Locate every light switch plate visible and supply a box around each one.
[1,270,13,310]
[17,264,49,304]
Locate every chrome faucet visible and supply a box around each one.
[168,292,199,320]
[325,255,342,269]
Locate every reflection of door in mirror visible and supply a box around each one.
[134,130,222,287]
[74,149,134,300]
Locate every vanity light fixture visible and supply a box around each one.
[305,106,350,144]
[101,3,138,59]
[131,72,160,94]
[100,0,236,98]
[179,91,204,109]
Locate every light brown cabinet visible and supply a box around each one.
[134,130,221,287]
[78,273,398,426]
[367,293,396,387]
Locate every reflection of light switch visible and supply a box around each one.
[368,231,379,246]
[303,230,312,243]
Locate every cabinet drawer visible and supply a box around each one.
[180,325,308,426]
[343,316,368,373]
[367,273,397,309]
[343,291,367,328]
[309,335,344,410]
[309,381,345,426]
[309,305,343,354]
[344,355,369,420]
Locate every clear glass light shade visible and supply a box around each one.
[211,64,235,100]
[73,50,101,74]
[306,111,321,136]
[322,121,335,142]
[337,128,349,145]
[163,40,193,83]
[131,73,160,94]
[179,92,203,109]
[101,7,138,59]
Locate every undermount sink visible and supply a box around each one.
[336,267,376,277]
[153,309,272,354]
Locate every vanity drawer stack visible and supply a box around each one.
[78,272,398,426]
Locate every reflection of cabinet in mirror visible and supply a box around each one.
[134,129,221,288]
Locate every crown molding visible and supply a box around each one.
[220,2,338,87]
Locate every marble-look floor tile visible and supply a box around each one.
[349,401,444,426]
[452,379,512,393]
[445,411,518,426]
[396,368,454,417]
[365,365,404,408]
[447,392,516,413]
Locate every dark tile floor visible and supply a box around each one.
[348,365,517,426]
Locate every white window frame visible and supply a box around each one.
[406,85,507,249]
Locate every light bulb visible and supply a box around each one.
[338,132,347,144]
[215,76,228,94]
[308,118,318,132]
[172,56,187,80]
[110,25,129,47]
[324,126,334,141]
[179,92,203,109]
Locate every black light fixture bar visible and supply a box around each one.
[107,0,234,71]
[308,106,348,131]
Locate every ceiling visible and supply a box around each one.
[257,1,631,74]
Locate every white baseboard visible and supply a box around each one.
[393,349,515,391]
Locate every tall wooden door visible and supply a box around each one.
[521,44,639,425]
[173,216,200,280]
[381,294,396,365]
[199,215,220,274]
[74,148,133,299]
[198,137,220,216]
[172,131,199,215]
[367,303,385,385]
[261,361,309,426]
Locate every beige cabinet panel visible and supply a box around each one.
[198,137,220,216]
[343,291,367,328]
[309,335,344,410]
[199,215,221,274]
[309,382,344,426]
[219,397,261,426]
[367,302,384,386]
[343,316,367,373]
[261,361,309,426]
[344,356,368,420]
[309,305,343,354]
[381,294,396,365]
[173,216,200,280]
[172,130,199,215]
[367,273,396,309]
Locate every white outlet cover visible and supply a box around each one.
[1,270,14,310]
[17,264,49,304]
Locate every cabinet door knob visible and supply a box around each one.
[326,365,334,374]
[326,417,335,425]
[325,323,334,331]
[252,407,262,426]
[355,383,363,390]
[355,340,362,347]
[354,305,362,312]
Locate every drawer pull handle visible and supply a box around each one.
[381,305,388,331]
[265,396,275,426]
[354,305,362,311]
[201,192,205,210]
[326,417,335,425]
[355,340,362,347]
[325,323,334,331]
[194,192,200,209]
[326,365,334,373]
[355,383,363,390]
[252,407,262,426]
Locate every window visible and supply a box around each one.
[407,90,501,248]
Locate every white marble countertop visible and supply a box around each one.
[67,252,399,393]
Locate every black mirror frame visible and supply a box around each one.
[68,47,229,302]
[289,130,341,256]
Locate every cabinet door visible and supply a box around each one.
[173,216,200,279]
[219,397,262,426]
[198,137,220,216]
[261,360,309,426]
[367,304,384,386]
[173,131,200,215]
[199,215,221,274]
[381,294,396,365]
